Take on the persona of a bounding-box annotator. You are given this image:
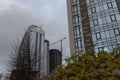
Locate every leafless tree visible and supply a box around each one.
[4,39,20,80]
[5,32,37,80]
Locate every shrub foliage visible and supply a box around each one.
[48,51,120,80]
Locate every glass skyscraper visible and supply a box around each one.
[17,25,49,78]
[67,0,120,54]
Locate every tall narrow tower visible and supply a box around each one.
[67,0,120,55]
[17,25,49,78]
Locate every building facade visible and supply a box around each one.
[41,40,50,77]
[49,49,62,73]
[17,25,49,78]
[67,0,120,54]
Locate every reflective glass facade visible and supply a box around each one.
[18,25,49,78]
[28,25,50,77]
[67,0,120,54]
[40,40,49,77]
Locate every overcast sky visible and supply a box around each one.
[0,0,70,74]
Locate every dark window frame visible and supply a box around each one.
[73,26,81,36]
[93,19,99,26]
[71,4,78,13]
[114,28,120,36]
[72,15,80,25]
[74,38,82,51]
[107,2,113,8]
[110,14,116,21]
[95,32,101,40]
[91,7,96,13]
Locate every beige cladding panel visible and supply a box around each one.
[66,0,75,55]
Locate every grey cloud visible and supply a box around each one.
[0,4,44,71]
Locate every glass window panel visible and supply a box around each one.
[76,27,80,36]
[71,0,77,4]
[110,30,115,37]
[116,14,120,21]
[88,9,91,15]
[96,32,101,40]
[96,6,99,12]
[107,2,113,8]
[74,38,82,51]
[74,28,77,36]
[71,5,78,13]
[98,18,102,25]
[75,39,78,51]
[101,32,105,39]
[104,4,108,10]
[102,17,107,24]
[114,28,120,36]
[99,5,104,11]
[72,15,79,25]
[78,38,82,48]
[106,16,111,23]
[74,26,80,36]
[93,19,99,26]
[110,14,116,21]
[90,20,94,27]
[105,31,110,38]
[92,34,96,41]
[91,7,96,13]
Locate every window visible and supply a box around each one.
[114,28,120,36]
[93,19,99,26]
[110,14,116,21]
[96,32,101,40]
[74,26,80,36]
[91,7,96,13]
[107,2,113,8]
[89,0,94,2]
[72,15,79,25]
[71,0,77,4]
[71,5,78,13]
[78,38,82,48]
[75,38,82,51]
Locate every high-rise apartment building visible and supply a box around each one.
[67,0,120,54]
[17,25,49,78]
